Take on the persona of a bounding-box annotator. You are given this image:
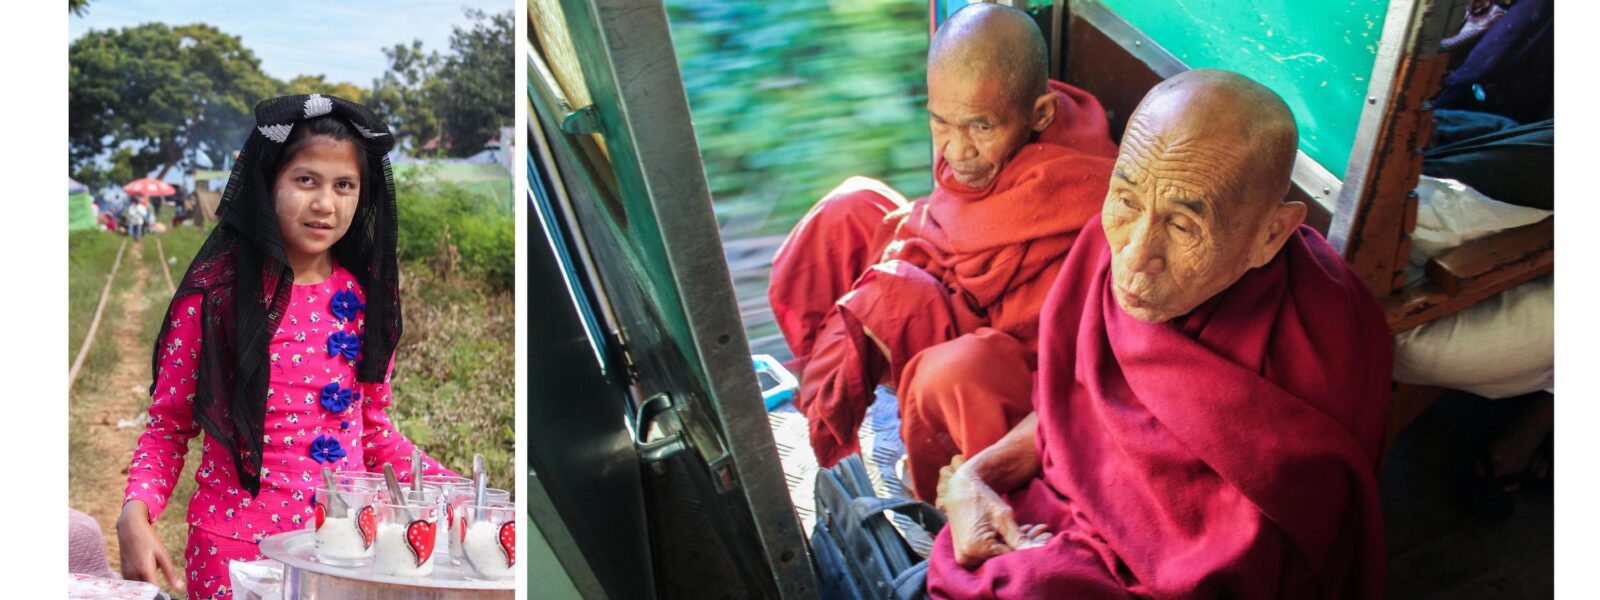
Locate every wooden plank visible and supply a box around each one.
[1425,218,1553,295]
[68,240,128,393]
[1328,0,1456,298]
[1384,258,1552,334]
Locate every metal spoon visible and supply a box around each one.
[319,467,347,515]
[411,448,424,494]
[382,463,413,521]
[471,454,487,524]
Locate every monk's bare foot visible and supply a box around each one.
[1477,392,1554,491]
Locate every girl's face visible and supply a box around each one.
[273,137,361,264]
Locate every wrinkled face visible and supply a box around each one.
[273,137,361,264]
[927,67,1035,189]
[1102,121,1265,323]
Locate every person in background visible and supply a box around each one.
[125,198,150,242]
[1435,0,1551,124]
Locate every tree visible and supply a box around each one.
[70,0,90,16]
[69,23,280,182]
[72,147,138,192]
[370,40,443,153]
[436,9,514,157]
[283,74,370,105]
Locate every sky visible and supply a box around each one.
[68,0,511,86]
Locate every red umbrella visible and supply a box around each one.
[123,178,176,198]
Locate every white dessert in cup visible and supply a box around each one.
[459,502,516,581]
[311,488,376,565]
[462,520,515,579]
[374,519,438,577]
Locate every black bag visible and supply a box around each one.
[811,455,946,600]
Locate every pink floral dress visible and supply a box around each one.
[125,263,455,600]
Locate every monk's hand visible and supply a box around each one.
[116,501,183,592]
[938,456,1047,568]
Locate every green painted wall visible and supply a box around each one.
[1097,0,1388,178]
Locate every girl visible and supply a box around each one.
[116,94,457,599]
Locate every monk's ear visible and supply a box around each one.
[1249,200,1307,268]
[1030,91,1057,132]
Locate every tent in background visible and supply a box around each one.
[67,178,96,231]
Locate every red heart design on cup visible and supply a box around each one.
[313,502,325,531]
[357,506,376,549]
[406,519,436,566]
[499,521,515,567]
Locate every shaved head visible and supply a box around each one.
[929,3,1049,109]
[1126,69,1300,208]
[925,3,1057,189]
[1102,69,1307,323]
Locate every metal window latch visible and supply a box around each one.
[634,393,688,463]
[632,391,739,494]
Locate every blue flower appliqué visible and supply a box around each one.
[327,331,362,360]
[309,435,346,463]
[319,383,353,413]
[329,290,365,321]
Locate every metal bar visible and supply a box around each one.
[531,44,602,135]
[1050,0,1065,79]
[1070,0,1342,214]
[559,0,819,596]
[529,72,626,382]
[1071,0,1184,76]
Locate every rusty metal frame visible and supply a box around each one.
[1327,0,1461,297]
[1067,0,1346,217]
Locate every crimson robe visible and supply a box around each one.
[927,218,1392,599]
[771,81,1117,473]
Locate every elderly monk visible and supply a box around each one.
[769,3,1117,502]
[926,69,1392,599]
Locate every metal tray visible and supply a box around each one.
[259,530,513,599]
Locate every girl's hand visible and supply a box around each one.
[116,501,183,592]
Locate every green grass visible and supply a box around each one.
[396,170,514,291]
[68,231,126,361]
[136,225,212,355]
[387,263,516,485]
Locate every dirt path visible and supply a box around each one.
[69,241,160,572]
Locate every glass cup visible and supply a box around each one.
[447,488,511,564]
[339,471,388,491]
[458,502,516,581]
[422,474,472,493]
[371,497,442,577]
[421,476,472,560]
[311,486,378,566]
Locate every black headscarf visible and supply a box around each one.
[150,94,401,496]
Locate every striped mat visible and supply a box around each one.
[768,386,937,558]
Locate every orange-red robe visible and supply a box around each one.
[769,81,1117,500]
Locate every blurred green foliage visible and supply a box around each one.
[663,0,934,236]
[395,166,514,290]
